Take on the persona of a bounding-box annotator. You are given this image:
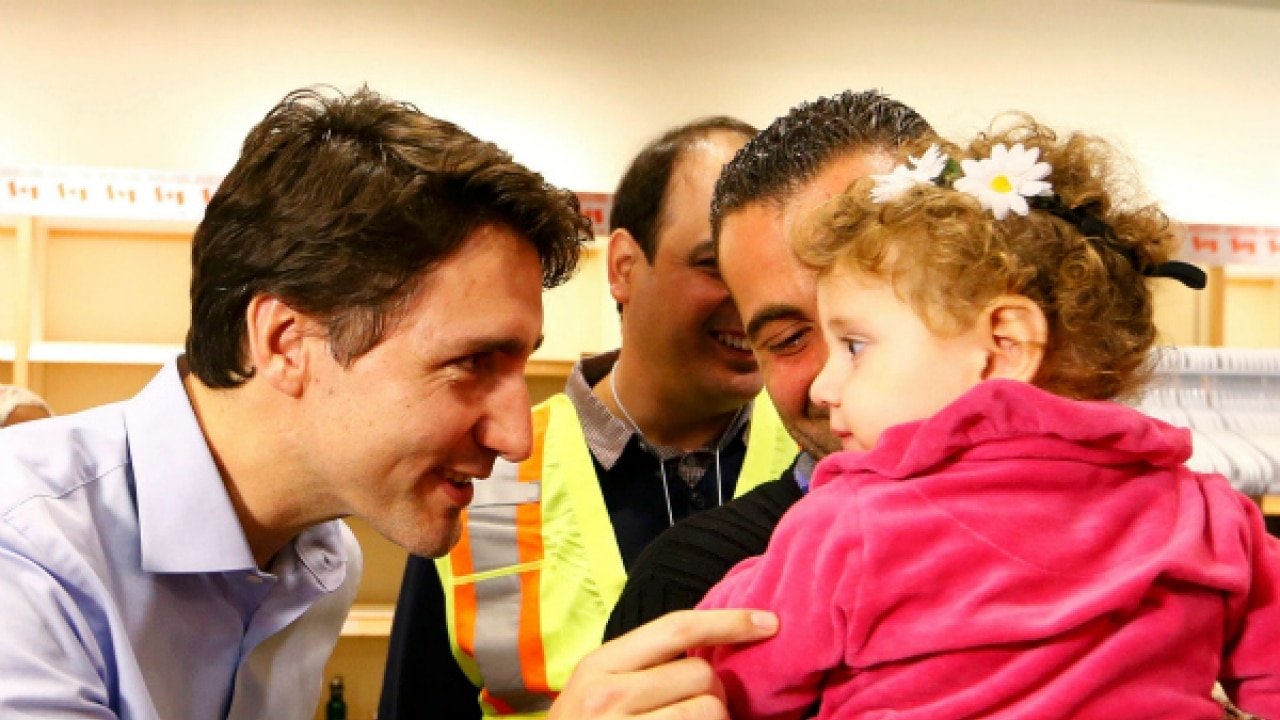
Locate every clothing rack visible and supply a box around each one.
[1134,346,1280,497]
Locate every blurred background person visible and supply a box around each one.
[0,386,53,427]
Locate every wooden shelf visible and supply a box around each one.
[526,358,574,378]
[1225,266,1280,280]
[29,341,183,365]
[341,603,395,637]
[1263,496,1280,516]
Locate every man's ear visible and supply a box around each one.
[979,294,1048,383]
[244,295,314,398]
[607,228,644,307]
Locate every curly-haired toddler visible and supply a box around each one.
[691,115,1280,720]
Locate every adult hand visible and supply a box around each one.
[548,608,778,720]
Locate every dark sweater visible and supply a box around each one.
[603,469,803,642]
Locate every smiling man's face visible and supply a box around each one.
[716,151,894,459]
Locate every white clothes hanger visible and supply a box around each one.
[1133,346,1280,495]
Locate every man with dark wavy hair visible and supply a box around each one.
[0,86,775,720]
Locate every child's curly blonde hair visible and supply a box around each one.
[794,114,1184,402]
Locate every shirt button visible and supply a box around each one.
[689,490,706,510]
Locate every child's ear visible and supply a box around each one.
[979,295,1047,383]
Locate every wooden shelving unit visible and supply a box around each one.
[1263,496,1280,516]
[27,340,184,365]
[340,603,397,638]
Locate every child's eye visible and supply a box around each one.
[845,339,866,356]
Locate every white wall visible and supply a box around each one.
[2,0,1277,225]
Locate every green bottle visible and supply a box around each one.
[326,675,347,720]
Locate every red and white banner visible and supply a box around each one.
[0,166,222,222]
[1178,225,1280,267]
[2,165,1274,266]
[0,165,617,233]
[575,192,612,235]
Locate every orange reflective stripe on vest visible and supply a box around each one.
[450,405,557,715]
[445,391,797,717]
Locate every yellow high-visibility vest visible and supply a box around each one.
[437,392,797,717]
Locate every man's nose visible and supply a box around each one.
[477,374,534,463]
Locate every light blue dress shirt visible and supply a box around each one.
[0,360,362,719]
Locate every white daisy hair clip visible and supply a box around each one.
[871,142,1053,221]
[868,141,1206,290]
[869,144,950,204]
[953,143,1053,220]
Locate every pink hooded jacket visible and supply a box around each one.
[694,380,1280,719]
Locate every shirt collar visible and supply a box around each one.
[125,359,256,573]
[564,350,754,469]
[792,451,818,493]
[123,359,347,587]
